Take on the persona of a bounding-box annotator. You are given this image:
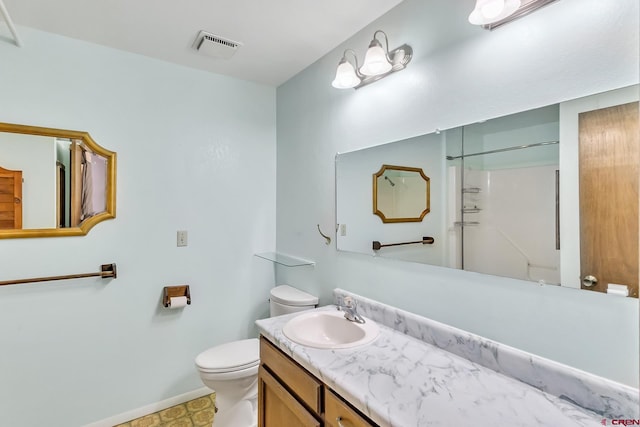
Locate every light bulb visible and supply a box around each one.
[359,39,392,76]
[331,58,361,89]
[481,0,505,19]
[468,0,521,25]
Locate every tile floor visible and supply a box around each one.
[115,393,215,427]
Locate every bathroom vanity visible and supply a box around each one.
[255,289,639,427]
[258,337,374,426]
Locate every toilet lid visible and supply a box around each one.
[195,338,259,373]
[270,285,319,306]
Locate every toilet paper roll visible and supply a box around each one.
[168,296,188,308]
[607,284,629,297]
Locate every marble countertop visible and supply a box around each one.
[256,305,607,427]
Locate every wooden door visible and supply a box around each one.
[579,102,639,297]
[257,366,320,427]
[0,166,22,229]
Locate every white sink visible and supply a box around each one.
[282,309,379,349]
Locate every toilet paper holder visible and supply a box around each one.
[163,285,191,308]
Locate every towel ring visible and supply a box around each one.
[317,224,331,245]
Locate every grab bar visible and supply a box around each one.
[0,263,117,287]
[373,236,434,250]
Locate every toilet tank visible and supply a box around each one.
[269,285,319,317]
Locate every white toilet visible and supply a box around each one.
[194,285,318,427]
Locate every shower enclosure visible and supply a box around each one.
[447,104,561,284]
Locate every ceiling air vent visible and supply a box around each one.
[192,31,242,59]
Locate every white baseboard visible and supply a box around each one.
[83,387,212,427]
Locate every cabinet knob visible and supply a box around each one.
[336,416,352,427]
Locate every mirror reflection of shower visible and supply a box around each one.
[384,176,396,186]
[447,104,561,285]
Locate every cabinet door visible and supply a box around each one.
[260,336,322,413]
[258,366,321,427]
[325,388,376,427]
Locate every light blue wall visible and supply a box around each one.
[275,0,639,386]
[0,28,276,426]
[0,2,637,425]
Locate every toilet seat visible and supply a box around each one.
[198,363,259,382]
[195,338,259,373]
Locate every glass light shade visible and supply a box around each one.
[468,0,521,25]
[331,59,361,89]
[359,39,392,76]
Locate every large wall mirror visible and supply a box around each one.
[336,85,638,298]
[0,122,116,239]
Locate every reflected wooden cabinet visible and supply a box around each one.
[258,337,376,427]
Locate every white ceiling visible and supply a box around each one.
[1,0,405,86]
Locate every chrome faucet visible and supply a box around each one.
[337,296,365,324]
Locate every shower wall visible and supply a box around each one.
[452,103,561,283]
[462,165,560,283]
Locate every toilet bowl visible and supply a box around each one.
[195,285,318,427]
[195,339,260,413]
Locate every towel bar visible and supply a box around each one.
[0,263,117,286]
[372,237,434,251]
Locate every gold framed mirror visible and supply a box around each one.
[373,164,430,223]
[0,122,116,239]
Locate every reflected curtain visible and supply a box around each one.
[80,149,94,221]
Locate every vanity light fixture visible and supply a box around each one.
[468,0,522,25]
[360,31,393,76]
[331,30,412,90]
[332,50,362,89]
[470,0,560,30]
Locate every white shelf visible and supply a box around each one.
[462,187,481,193]
[254,252,315,267]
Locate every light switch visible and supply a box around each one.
[177,230,188,247]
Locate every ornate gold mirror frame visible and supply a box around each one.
[372,164,430,223]
[0,122,116,239]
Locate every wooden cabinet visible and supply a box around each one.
[325,388,374,427]
[260,334,322,413]
[258,366,320,427]
[258,336,376,427]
